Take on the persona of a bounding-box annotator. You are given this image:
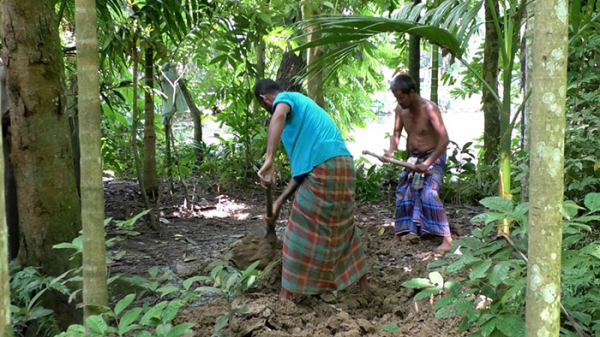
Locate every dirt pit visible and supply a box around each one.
[104,179,482,336]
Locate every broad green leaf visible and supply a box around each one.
[243,260,261,278]
[27,307,53,320]
[489,261,510,286]
[414,287,441,301]
[429,272,444,288]
[383,324,400,332]
[115,294,136,316]
[52,243,79,250]
[500,281,526,305]
[156,323,172,336]
[167,323,195,337]
[434,295,456,310]
[427,259,448,269]
[157,285,181,297]
[496,315,525,337]
[444,280,462,294]
[87,315,108,334]
[470,260,492,280]
[215,315,228,332]
[584,193,600,212]
[183,276,211,290]
[479,197,513,212]
[446,259,466,273]
[139,301,168,326]
[563,200,584,219]
[149,266,159,278]
[402,278,433,289]
[196,286,221,294]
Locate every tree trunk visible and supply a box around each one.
[430,46,439,104]
[521,4,534,202]
[1,65,18,261]
[525,0,568,334]
[132,34,159,231]
[483,0,501,165]
[302,0,325,107]
[75,0,108,321]
[276,52,305,92]
[408,0,421,94]
[0,115,12,337]
[179,79,203,164]
[164,115,173,192]
[67,74,81,198]
[0,0,82,327]
[143,46,159,198]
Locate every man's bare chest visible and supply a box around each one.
[400,114,433,136]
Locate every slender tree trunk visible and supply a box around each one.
[302,0,325,107]
[408,0,421,94]
[75,0,108,321]
[430,46,439,104]
[67,75,81,198]
[0,116,12,337]
[164,117,173,192]
[0,0,82,327]
[132,34,159,231]
[483,0,501,165]
[143,46,159,198]
[1,66,18,261]
[179,79,203,164]
[525,0,568,334]
[521,4,534,202]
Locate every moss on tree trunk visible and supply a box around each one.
[482,0,501,165]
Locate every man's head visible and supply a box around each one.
[254,79,283,113]
[390,74,418,109]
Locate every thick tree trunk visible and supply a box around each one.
[143,46,159,198]
[1,0,81,278]
[0,0,82,327]
[525,0,567,335]
[179,79,203,164]
[483,0,501,165]
[430,46,439,104]
[302,1,325,107]
[0,114,12,337]
[75,0,108,321]
[276,52,305,92]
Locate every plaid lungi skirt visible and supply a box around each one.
[395,152,451,237]
[282,155,367,295]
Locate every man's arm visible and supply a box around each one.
[422,104,450,167]
[385,105,404,156]
[266,178,300,227]
[258,102,291,184]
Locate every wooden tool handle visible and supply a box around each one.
[362,150,418,170]
[362,150,432,175]
[264,176,273,218]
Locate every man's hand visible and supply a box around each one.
[413,163,430,174]
[381,149,393,163]
[258,161,275,186]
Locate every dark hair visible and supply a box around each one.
[390,74,417,94]
[254,79,283,98]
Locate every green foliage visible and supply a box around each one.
[354,151,406,204]
[55,297,194,337]
[403,192,600,336]
[195,261,261,336]
[9,266,72,337]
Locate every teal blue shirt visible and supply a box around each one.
[273,92,352,178]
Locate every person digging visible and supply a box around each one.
[382,74,453,253]
[254,79,368,302]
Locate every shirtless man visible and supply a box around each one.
[383,74,452,252]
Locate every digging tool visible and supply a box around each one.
[362,150,432,174]
[231,177,281,270]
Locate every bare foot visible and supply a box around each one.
[435,236,453,253]
[358,275,369,291]
[279,288,293,302]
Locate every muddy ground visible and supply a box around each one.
[104,179,484,336]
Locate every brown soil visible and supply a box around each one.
[104,179,484,337]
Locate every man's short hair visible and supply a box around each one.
[390,74,417,94]
[254,79,283,98]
